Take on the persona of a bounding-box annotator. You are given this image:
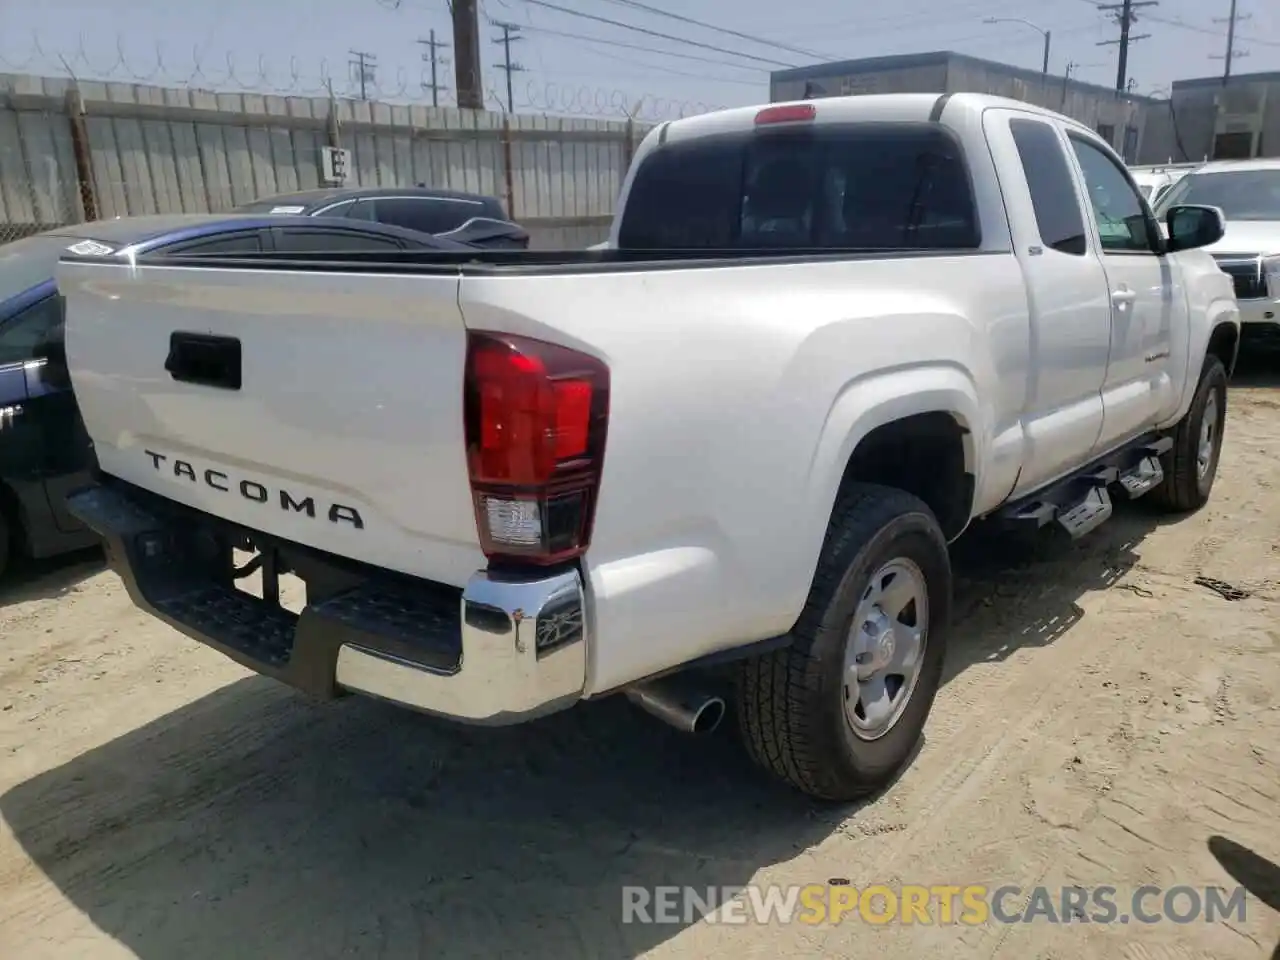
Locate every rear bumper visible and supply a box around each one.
[67,479,588,725]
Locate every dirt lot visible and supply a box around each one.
[1,373,1278,960]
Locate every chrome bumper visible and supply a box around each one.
[66,479,588,726]
[334,569,588,724]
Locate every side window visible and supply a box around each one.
[372,198,481,234]
[0,295,65,367]
[271,229,404,254]
[1009,119,1088,256]
[163,233,263,255]
[1068,136,1155,254]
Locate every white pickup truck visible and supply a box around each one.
[57,94,1239,801]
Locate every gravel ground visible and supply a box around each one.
[1,367,1278,960]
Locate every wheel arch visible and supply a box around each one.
[807,364,983,546]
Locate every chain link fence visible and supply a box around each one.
[0,106,89,245]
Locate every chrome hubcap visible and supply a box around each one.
[843,558,928,741]
[1198,390,1219,480]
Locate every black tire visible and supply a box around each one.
[735,483,951,802]
[1150,355,1227,513]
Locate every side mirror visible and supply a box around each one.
[1164,204,1225,253]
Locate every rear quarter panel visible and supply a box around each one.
[458,254,1029,693]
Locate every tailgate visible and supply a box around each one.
[56,260,483,586]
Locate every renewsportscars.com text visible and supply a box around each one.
[621,884,1248,926]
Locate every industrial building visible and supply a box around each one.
[1143,70,1278,163]
[770,52,1280,165]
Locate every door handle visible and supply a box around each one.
[1111,288,1136,307]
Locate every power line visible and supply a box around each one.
[1069,0,1280,49]
[491,20,527,113]
[508,0,801,68]
[594,0,833,61]
[1148,11,1280,47]
[417,31,450,107]
[516,22,769,73]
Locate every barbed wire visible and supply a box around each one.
[0,31,727,121]
[519,80,725,120]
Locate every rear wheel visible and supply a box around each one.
[736,484,951,802]
[1151,355,1227,512]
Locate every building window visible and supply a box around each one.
[1096,123,1116,146]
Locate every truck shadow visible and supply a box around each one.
[0,503,1169,959]
[0,546,105,608]
[1232,340,1280,388]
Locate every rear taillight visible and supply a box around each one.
[464,331,609,565]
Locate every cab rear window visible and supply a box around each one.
[617,122,980,251]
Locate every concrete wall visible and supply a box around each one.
[0,73,653,248]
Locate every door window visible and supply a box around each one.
[1009,119,1088,256]
[1068,135,1155,254]
[0,295,64,367]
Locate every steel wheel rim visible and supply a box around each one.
[1198,388,1220,480]
[843,557,929,741]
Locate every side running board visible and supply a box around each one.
[1000,436,1172,540]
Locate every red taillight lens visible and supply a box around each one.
[464,331,609,565]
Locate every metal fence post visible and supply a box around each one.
[500,116,516,220]
[64,86,98,222]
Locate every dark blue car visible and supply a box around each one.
[0,213,475,578]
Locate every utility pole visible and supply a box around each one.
[1210,0,1251,83]
[1096,0,1157,94]
[491,21,526,113]
[348,49,377,100]
[451,0,484,110]
[418,31,450,107]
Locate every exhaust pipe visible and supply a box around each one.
[625,677,726,735]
